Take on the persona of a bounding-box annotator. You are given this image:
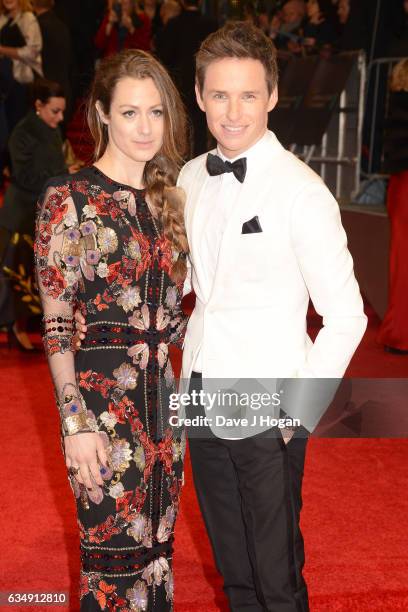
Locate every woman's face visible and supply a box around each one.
[36,96,66,129]
[2,0,20,13]
[337,0,350,24]
[307,0,320,19]
[120,0,133,14]
[99,76,164,165]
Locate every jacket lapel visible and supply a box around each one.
[185,160,211,295]
[207,175,256,305]
[207,132,282,305]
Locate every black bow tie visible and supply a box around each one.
[206,153,247,183]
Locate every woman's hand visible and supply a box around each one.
[121,13,135,33]
[108,9,119,24]
[65,432,108,489]
[72,309,87,351]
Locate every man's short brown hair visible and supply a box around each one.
[195,21,278,96]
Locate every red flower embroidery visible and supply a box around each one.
[93,293,110,311]
[107,396,134,424]
[40,265,66,298]
[71,180,88,195]
[107,261,122,285]
[140,429,174,483]
[79,371,117,398]
[96,580,116,609]
[154,236,173,277]
[129,228,152,281]
[88,515,121,544]
[79,573,90,598]
[115,490,133,514]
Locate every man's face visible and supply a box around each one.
[196,57,277,159]
[282,1,303,24]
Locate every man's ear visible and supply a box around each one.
[95,101,109,125]
[267,86,278,113]
[195,82,205,112]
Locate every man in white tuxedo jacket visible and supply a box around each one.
[177,21,367,612]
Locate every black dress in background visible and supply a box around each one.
[0,16,29,132]
[0,110,67,326]
[34,166,187,610]
[36,9,73,124]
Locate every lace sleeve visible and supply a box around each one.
[34,183,97,437]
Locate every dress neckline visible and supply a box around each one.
[91,165,146,194]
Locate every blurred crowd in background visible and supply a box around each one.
[0,0,406,168]
[0,0,407,353]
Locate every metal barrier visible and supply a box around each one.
[269,51,366,202]
[364,56,405,176]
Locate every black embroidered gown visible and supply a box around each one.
[34,166,187,611]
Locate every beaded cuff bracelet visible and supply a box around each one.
[58,391,93,437]
[42,314,74,356]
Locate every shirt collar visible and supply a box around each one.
[216,129,269,164]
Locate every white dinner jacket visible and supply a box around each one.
[177,130,367,431]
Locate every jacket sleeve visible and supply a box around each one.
[290,180,367,378]
[176,165,193,299]
[9,126,66,195]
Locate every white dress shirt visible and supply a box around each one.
[192,131,269,373]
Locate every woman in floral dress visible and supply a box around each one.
[34,50,189,611]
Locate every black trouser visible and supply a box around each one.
[188,372,310,612]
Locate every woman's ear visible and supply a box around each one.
[95,101,109,125]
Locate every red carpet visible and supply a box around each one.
[1,301,408,611]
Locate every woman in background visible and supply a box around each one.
[377,59,408,354]
[0,0,43,178]
[0,78,75,350]
[301,0,338,54]
[95,0,151,57]
[35,49,188,609]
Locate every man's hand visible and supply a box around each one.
[73,310,87,351]
[65,432,108,489]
